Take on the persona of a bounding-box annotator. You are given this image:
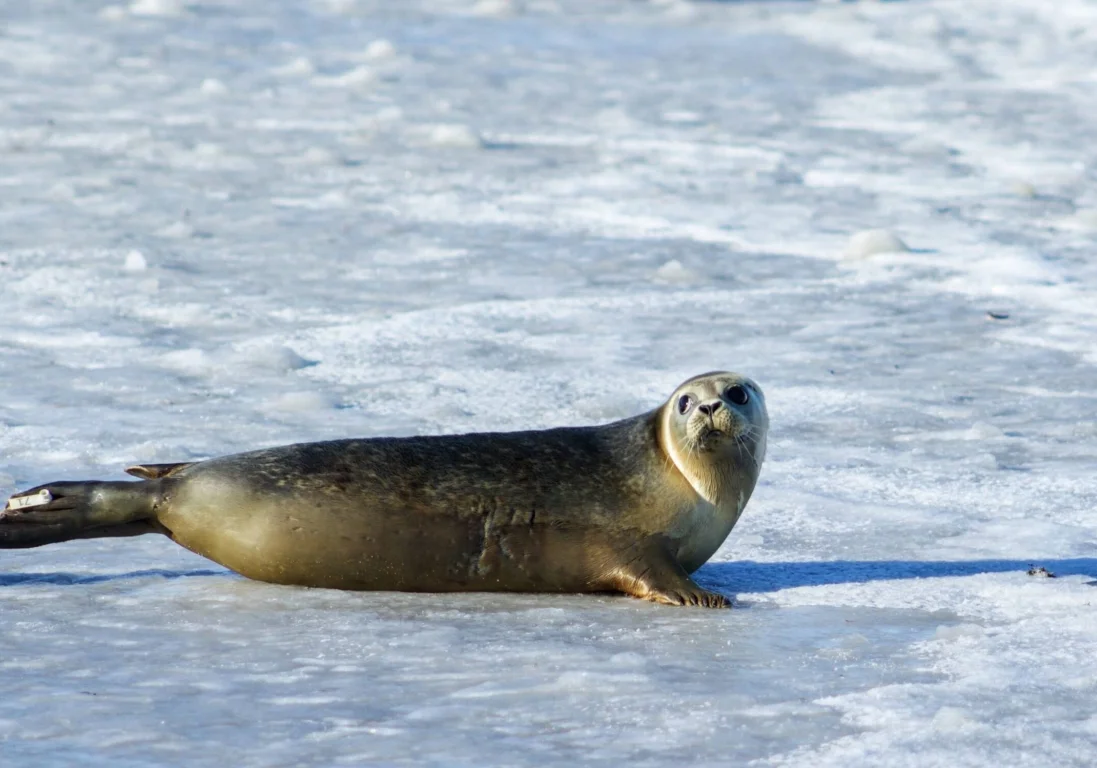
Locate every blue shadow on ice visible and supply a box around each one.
[699,559,1097,594]
[0,568,227,586]
[4,560,1095,593]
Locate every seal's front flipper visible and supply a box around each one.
[0,481,161,549]
[608,537,730,608]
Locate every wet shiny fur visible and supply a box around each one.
[2,372,768,607]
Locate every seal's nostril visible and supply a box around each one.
[698,403,718,416]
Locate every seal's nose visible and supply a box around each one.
[697,401,721,417]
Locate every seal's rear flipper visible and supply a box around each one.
[0,480,162,549]
[125,462,194,480]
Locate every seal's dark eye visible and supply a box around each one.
[725,385,749,406]
[677,395,694,415]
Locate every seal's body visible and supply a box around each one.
[1,372,767,607]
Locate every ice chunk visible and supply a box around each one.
[274,57,315,77]
[199,78,228,96]
[313,66,376,90]
[653,259,697,284]
[414,124,482,148]
[842,229,911,260]
[471,0,516,18]
[123,250,147,272]
[128,0,185,17]
[364,40,397,61]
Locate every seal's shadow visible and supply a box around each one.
[697,558,1097,594]
[5,560,1097,595]
[0,569,226,586]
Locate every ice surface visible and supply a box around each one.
[2,0,1096,765]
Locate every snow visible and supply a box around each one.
[1,0,1096,765]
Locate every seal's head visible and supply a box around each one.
[660,371,769,503]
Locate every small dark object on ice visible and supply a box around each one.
[986,310,1010,320]
[1026,565,1056,578]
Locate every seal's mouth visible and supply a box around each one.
[685,407,748,453]
[696,427,727,449]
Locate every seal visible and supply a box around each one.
[0,372,767,607]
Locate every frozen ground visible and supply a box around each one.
[2,0,1097,765]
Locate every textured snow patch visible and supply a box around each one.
[156,221,195,239]
[263,391,337,413]
[284,147,340,166]
[99,5,128,20]
[930,706,981,734]
[1058,209,1097,232]
[1009,180,1037,198]
[657,0,698,22]
[271,190,350,209]
[317,0,360,13]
